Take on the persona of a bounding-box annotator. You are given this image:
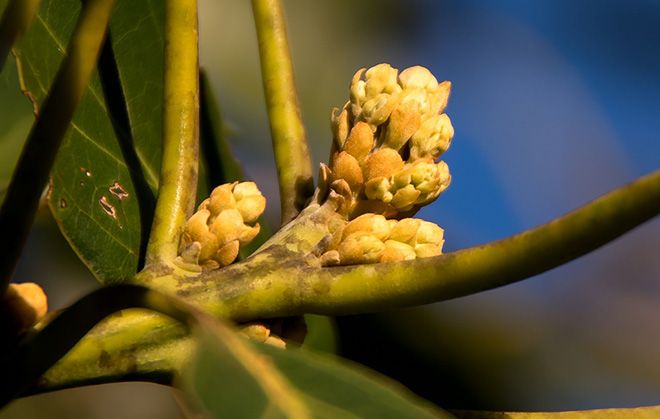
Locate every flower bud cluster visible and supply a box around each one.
[320,213,444,266]
[179,182,266,269]
[328,63,453,218]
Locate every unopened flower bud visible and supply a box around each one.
[179,182,266,269]
[327,63,455,219]
[410,113,454,160]
[206,183,236,214]
[364,177,393,203]
[2,282,48,333]
[380,240,416,262]
[363,148,404,180]
[398,66,438,90]
[343,213,391,241]
[388,218,421,243]
[331,106,350,148]
[381,101,421,151]
[390,185,421,211]
[233,182,267,224]
[416,220,445,246]
[343,122,374,163]
[337,234,385,265]
[332,151,364,191]
[364,63,400,96]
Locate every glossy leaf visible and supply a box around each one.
[13,0,163,282]
[184,317,451,419]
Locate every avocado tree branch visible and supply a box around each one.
[0,0,114,294]
[13,170,659,396]
[252,0,314,224]
[0,0,39,69]
[145,0,199,266]
[298,170,660,314]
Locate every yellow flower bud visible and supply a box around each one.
[361,93,399,127]
[327,63,455,218]
[416,220,444,246]
[180,181,266,269]
[343,122,374,163]
[380,240,416,262]
[343,213,391,241]
[381,101,421,151]
[414,243,443,258]
[390,185,421,211]
[215,240,240,267]
[332,151,364,192]
[363,148,404,180]
[3,282,48,332]
[208,183,237,214]
[349,68,367,106]
[182,209,219,262]
[338,234,385,265]
[410,113,454,160]
[364,177,393,203]
[331,105,350,148]
[398,66,439,90]
[388,218,421,244]
[364,63,400,96]
[233,182,266,224]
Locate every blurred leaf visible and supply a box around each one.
[184,315,450,418]
[13,0,163,283]
[199,71,271,257]
[0,50,32,207]
[302,314,338,354]
[453,406,660,418]
[184,315,314,418]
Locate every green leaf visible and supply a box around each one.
[184,317,451,419]
[13,0,164,283]
[184,316,313,419]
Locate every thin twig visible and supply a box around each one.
[145,0,199,266]
[252,0,314,224]
[0,0,115,294]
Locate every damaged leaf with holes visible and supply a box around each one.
[13,0,165,283]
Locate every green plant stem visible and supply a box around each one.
[0,0,39,70]
[252,0,314,224]
[145,0,199,266]
[0,0,114,294]
[298,170,660,314]
[14,171,659,395]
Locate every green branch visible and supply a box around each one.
[298,170,660,314]
[252,0,314,224]
[145,0,199,266]
[0,0,114,294]
[10,170,660,396]
[0,0,39,69]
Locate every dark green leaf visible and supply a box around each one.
[184,317,451,419]
[13,0,164,282]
